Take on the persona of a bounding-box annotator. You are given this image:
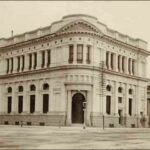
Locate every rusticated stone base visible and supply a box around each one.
[0,113,149,128]
[90,114,149,128]
[0,114,66,126]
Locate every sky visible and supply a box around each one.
[0,1,150,77]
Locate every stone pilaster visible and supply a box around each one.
[100,48,106,69]
[11,84,17,114]
[2,59,7,75]
[113,53,117,72]
[0,84,6,114]
[13,56,18,73]
[35,82,42,114]
[125,83,129,116]
[37,51,42,69]
[135,85,140,115]
[19,56,23,72]
[24,53,29,71]
[8,58,11,74]
[86,90,92,126]
[124,57,128,74]
[66,90,71,125]
[23,83,29,114]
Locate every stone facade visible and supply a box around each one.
[0,14,149,127]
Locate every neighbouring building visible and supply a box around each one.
[0,14,149,127]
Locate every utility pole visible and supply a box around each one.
[99,61,106,130]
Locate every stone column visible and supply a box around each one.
[35,82,42,114]
[13,56,18,73]
[37,51,42,69]
[132,60,136,75]
[128,58,131,75]
[24,53,29,71]
[83,44,87,64]
[124,57,128,74]
[113,53,118,72]
[74,44,77,64]
[66,90,72,125]
[44,50,48,68]
[86,90,92,126]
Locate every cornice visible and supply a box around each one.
[1,30,149,56]
[0,65,148,82]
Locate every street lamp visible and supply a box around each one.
[83,101,87,129]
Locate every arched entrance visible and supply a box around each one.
[72,93,85,124]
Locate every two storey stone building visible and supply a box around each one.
[0,14,149,127]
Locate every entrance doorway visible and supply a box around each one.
[72,93,85,124]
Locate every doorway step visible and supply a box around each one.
[71,123,83,127]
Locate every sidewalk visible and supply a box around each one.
[0,125,149,149]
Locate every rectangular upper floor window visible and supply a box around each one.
[132,60,135,75]
[29,54,32,70]
[41,51,45,68]
[47,50,51,67]
[69,45,73,64]
[106,52,109,69]
[86,45,91,64]
[128,58,131,74]
[77,44,83,63]
[6,59,9,74]
[11,58,13,73]
[110,53,114,70]
[22,55,25,71]
[17,56,20,72]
